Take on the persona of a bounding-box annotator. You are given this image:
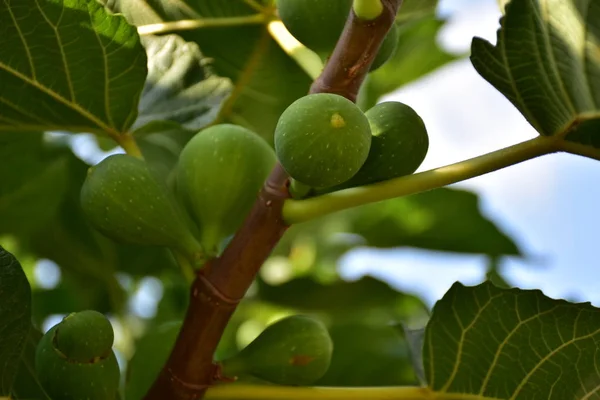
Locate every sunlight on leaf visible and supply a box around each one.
[471,0,600,150]
[0,0,147,137]
[425,281,600,399]
[105,0,311,143]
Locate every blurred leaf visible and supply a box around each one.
[397,0,438,21]
[358,15,460,110]
[270,214,357,281]
[425,281,600,398]
[26,153,127,314]
[0,133,69,235]
[133,34,232,133]
[471,0,600,149]
[105,0,311,143]
[317,322,418,386]
[152,273,191,325]
[11,329,51,400]
[497,0,509,13]
[257,276,428,323]
[126,320,182,400]
[136,128,196,183]
[0,0,147,135]
[485,256,511,289]
[0,246,31,396]
[349,188,522,256]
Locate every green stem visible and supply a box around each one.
[268,21,324,80]
[171,250,196,285]
[283,136,560,224]
[556,139,600,161]
[206,385,429,399]
[242,0,266,12]
[137,14,268,36]
[117,134,143,159]
[204,384,500,400]
[353,0,384,20]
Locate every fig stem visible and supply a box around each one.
[283,135,562,224]
[268,21,324,80]
[353,0,384,20]
[136,14,268,36]
[171,250,196,284]
[117,133,143,159]
[205,384,435,399]
[556,139,600,161]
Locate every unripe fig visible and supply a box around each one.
[126,321,182,400]
[176,124,276,255]
[332,101,429,190]
[220,315,333,386]
[277,0,352,58]
[370,23,399,71]
[80,154,203,262]
[274,93,372,188]
[35,310,120,400]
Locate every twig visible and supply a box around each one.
[143,2,403,399]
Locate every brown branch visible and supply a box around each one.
[143,164,290,400]
[143,2,402,399]
[311,0,403,101]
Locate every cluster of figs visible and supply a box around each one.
[34,1,430,398]
[35,311,332,399]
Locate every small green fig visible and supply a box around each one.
[370,23,399,71]
[35,310,120,400]
[80,154,203,261]
[274,93,372,188]
[277,0,352,58]
[330,101,429,190]
[176,124,276,256]
[125,321,182,400]
[220,315,333,386]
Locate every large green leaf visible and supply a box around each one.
[0,133,69,235]
[0,0,147,136]
[0,246,32,396]
[105,0,311,143]
[424,281,600,399]
[133,34,232,133]
[349,188,522,256]
[471,0,600,149]
[357,14,460,110]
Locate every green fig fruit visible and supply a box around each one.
[277,0,352,59]
[370,23,399,71]
[220,315,333,386]
[125,321,182,400]
[329,101,429,190]
[80,154,203,262]
[274,93,372,188]
[35,311,120,400]
[176,124,276,256]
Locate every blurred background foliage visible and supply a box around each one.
[0,0,525,392]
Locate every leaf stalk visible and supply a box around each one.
[283,136,560,224]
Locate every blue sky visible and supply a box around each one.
[342,0,600,307]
